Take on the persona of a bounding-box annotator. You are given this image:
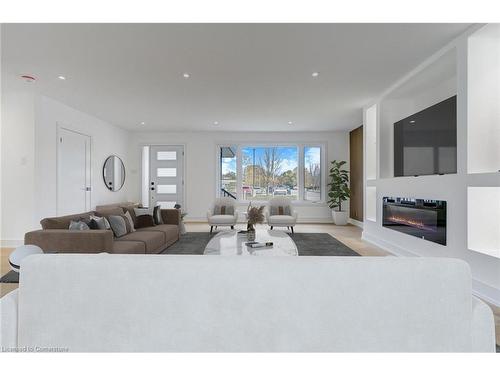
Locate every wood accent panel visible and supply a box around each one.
[349,125,363,222]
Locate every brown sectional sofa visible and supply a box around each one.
[24,202,181,254]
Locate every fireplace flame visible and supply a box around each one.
[387,215,435,231]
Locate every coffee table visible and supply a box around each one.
[204,229,298,256]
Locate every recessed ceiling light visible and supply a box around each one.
[311,72,320,77]
[140,121,146,125]
[58,75,66,80]
[409,120,416,124]
[183,73,190,78]
[213,121,220,126]
[288,121,293,125]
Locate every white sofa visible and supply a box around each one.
[0,254,495,352]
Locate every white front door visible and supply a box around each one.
[149,145,184,209]
[57,127,91,215]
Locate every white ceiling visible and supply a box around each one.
[1,23,472,132]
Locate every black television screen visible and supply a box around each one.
[394,95,457,177]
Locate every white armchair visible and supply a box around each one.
[266,197,298,233]
[207,197,238,234]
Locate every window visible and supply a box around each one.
[304,146,321,201]
[241,146,298,201]
[217,144,324,202]
[220,146,237,198]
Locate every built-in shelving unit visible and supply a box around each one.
[365,104,377,181]
[361,23,500,304]
[366,186,377,222]
[467,187,500,259]
[467,24,500,175]
[378,49,457,179]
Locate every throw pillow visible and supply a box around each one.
[123,211,136,232]
[153,205,163,225]
[135,215,155,228]
[69,220,90,230]
[121,206,139,226]
[134,207,155,228]
[87,219,99,230]
[270,205,291,216]
[214,205,234,215]
[89,215,109,230]
[108,215,129,238]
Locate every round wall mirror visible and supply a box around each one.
[103,155,126,192]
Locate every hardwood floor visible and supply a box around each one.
[1,222,499,347]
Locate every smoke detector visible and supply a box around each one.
[20,75,36,83]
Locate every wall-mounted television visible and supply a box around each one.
[394,95,457,177]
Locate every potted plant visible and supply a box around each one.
[246,202,265,241]
[327,160,350,225]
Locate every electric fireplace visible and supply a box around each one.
[382,197,447,245]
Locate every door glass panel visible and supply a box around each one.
[157,185,177,194]
[157,168,177,177]
[157,151,177,160]
[156,201,177,209]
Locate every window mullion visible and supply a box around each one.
[298,145,304,201]
[236,146,243,201]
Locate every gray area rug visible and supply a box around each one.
[163,232,360,256]
[0,233,358,284]
[0,270,19,283]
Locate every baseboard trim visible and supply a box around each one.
[185,217,334,224]
[1,239,24,247]
[472,279,500,307]
[362,231,500,307]
[348,218,364,229]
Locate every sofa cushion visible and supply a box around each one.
[117,231,165,254]
[95,207,124,217]
[95,202,137,211]
[137,224,179,245]
[111,240,145,254]
[40,212,95,230]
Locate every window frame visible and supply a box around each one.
[215,142,327,204]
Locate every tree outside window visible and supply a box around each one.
[304,146,321,201]
[242,146,298,201]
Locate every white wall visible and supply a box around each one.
[34,96,132,225]
[362,25,500,305]
[128,131,350,222]
[1,79,37,246]
[0,85,132,244]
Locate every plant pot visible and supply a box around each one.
[247,230,256,241]
[332,210,348,226]
[247,223,256,241]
